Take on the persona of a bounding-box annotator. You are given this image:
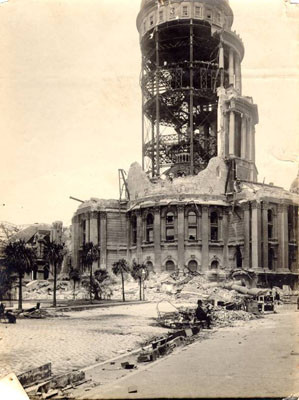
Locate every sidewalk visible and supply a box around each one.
[70,307,299,399]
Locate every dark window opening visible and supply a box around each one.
[166,227,175,241]
[131,216,137,245]
[166,212,174,224]
[82,220,86,245]
[210,211,219,241]
[269,248,275,270]
[236,246,242,268]
[146,261,154,272]
[146,213,154,243]
[188,227,197,241]
[211,260,219,269]
[165,260,175,272]
[166,211,175,242]
[267,209,274,239]
[188,260,198,272]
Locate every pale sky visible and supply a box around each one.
[0,0,298,227]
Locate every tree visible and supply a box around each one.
[82,269,110,301]
[44,240,65,307]
[4,240,36,310]
[81,242,100,303]
[69,267,81,299]
[131,260,149,301]
[112,259,130,302]
[0,266,17,302]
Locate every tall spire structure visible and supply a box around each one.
[137,0,258,181]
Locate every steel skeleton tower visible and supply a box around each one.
[137,0,256,180]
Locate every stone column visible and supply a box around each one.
[72,216,80,269]
[90,212,99,270]
[217,87,226,157]
[235,53,242,94]
[154,207,162,272]
[262,203,269,269]
[277,204,289,270]
[201,206,209,271]
[229,110,235,156]
[136,210,142,262]
[222,209,229,267]
[100,212,107,269]
[228,48,234,86]
[177,206,185,271]
[241,115,247,159]
[251,202,262,270]
[243,203,250,269]
[90,212,99,244]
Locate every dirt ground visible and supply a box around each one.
[0,303,170,378]
[75,305,299,399]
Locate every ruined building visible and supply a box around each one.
[72,0,299,288]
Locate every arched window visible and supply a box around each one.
[131,215,137,245]
[188,211,197,241]
[211,260,219,269]
[268,248,275,270]
[188,260,198,272]
[166,212,175,241]
[268,209,273,239]
[210,211,219,241]
[165,260,175,272]
[146,261,154,272]
[146,213,154,243]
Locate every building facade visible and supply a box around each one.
[71,0,299,289]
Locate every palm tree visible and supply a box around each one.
[112,258,130,302]
[131,260,149,301]
[81,242,100,303]
[4,240,36,310]
[44,240,65,307]
[69,267,81,299]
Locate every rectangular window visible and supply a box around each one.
[268,225,273,240]
[150,15,154,26]
[132,229,137,245]
[166,214,174,224]
[195,6,202,18]
[211,227,218,241]
[182,6,188,17]
[188,228,197,241]
[147,228,154,243]
[159,10,163,22]
[166,227,175,241]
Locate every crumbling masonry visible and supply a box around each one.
[72,0,299,289]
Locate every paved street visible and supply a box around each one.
[76,306,299,399]
[0,303,167,378]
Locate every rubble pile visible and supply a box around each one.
[24,280,90,301]
[211,308,257,328]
